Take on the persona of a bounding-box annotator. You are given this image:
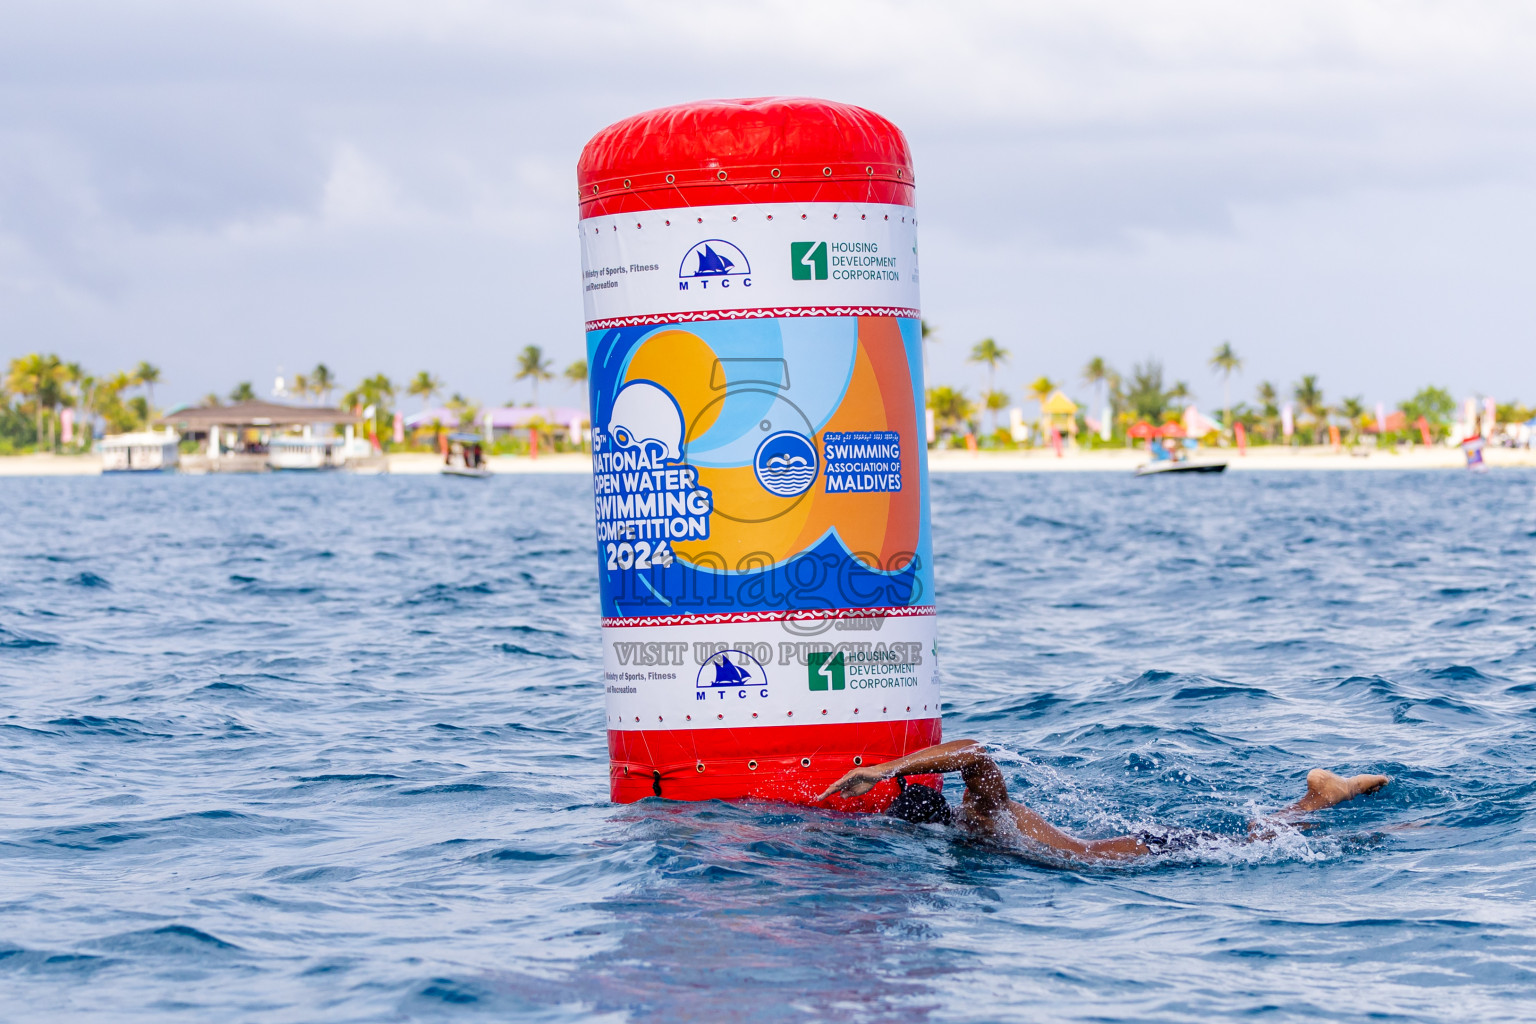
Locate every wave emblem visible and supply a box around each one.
[753,431,819,497]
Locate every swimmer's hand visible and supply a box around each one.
[817,766,887,802]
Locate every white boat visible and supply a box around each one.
[267,435,343,471]
[1135,458,1228,476]
[442,432,491,478]
[98,430,180,473]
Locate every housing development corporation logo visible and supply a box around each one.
[790,241,900,282]
[678,239,751,291]
[790,241,828,280]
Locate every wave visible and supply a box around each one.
[758,468,818,486]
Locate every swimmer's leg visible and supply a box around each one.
[1249,769,1389,839]
[1280,769,1389,816]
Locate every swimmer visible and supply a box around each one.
[817,739,1389,861]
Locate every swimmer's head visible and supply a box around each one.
[886,777,952,826]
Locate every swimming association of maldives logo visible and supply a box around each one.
[753,431,819,497]
[678,239,751,291]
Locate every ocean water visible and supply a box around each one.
[1,469,1533,1022]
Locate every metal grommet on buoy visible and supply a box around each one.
[800,757,811,768]
[748,760,758,771]
[853,756,863,766]
[865,165,873,174]
[822,166,832,176]
[770,168,781,177]
[717,169,727,180]
[622,178,631,188]
[591,184,599,194]
[695,762,705,773]
[665,173,675,183]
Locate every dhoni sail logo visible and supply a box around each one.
[678,239,751,290]
[695,648,770,698]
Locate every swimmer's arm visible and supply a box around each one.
[816,740,1010,814]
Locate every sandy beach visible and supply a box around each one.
[3,446,1533,477]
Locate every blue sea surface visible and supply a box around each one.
[1,470,1534,1022]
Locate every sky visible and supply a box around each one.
[3,0,1536,414]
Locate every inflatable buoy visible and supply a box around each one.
[578,97,939,809]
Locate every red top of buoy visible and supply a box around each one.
[577,97,914,217]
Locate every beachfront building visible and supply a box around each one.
[1038,391,1079,442]
[479,407,588,449]
[156,400,365,473]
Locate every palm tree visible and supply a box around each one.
[968,338,1009,430]
[1338,395,1366,443]
[1292,375,1326,443]
[311,363,335,405]
[407,370,442,411]
[229,381,256,403]
[342,374,395,438]
[61,362,87,444]
[984,390,1010,435]
[1208,342,1242,431]
[444,391,479,431]
[1081,355,1114,422]
[925,386,975,437]
[201,392,223,408]
[920,319,940,384]
[1168,380,1191,411]
[1124,360,1170,423]
[97,370,143,433]
[1256,381,1279,442]
[5,353,68,449]
[74,369,98,443]
[516,345,554,404]
[564,359,588,386]
[133,361,161,414]
[1027,375,1056,408]
[4,355,44,448]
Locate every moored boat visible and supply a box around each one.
[442,433,491,478]
[1134,458,1228,476]
[98,430,180,473]
[267,435,343,471]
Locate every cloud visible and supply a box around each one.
[2,0,1535,404]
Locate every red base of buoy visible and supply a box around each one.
[609,718,943,810]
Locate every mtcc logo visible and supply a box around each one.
[696,648,770,702]
[753,431,818,497]
[679,239,751,291]
[790,241,828,280]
